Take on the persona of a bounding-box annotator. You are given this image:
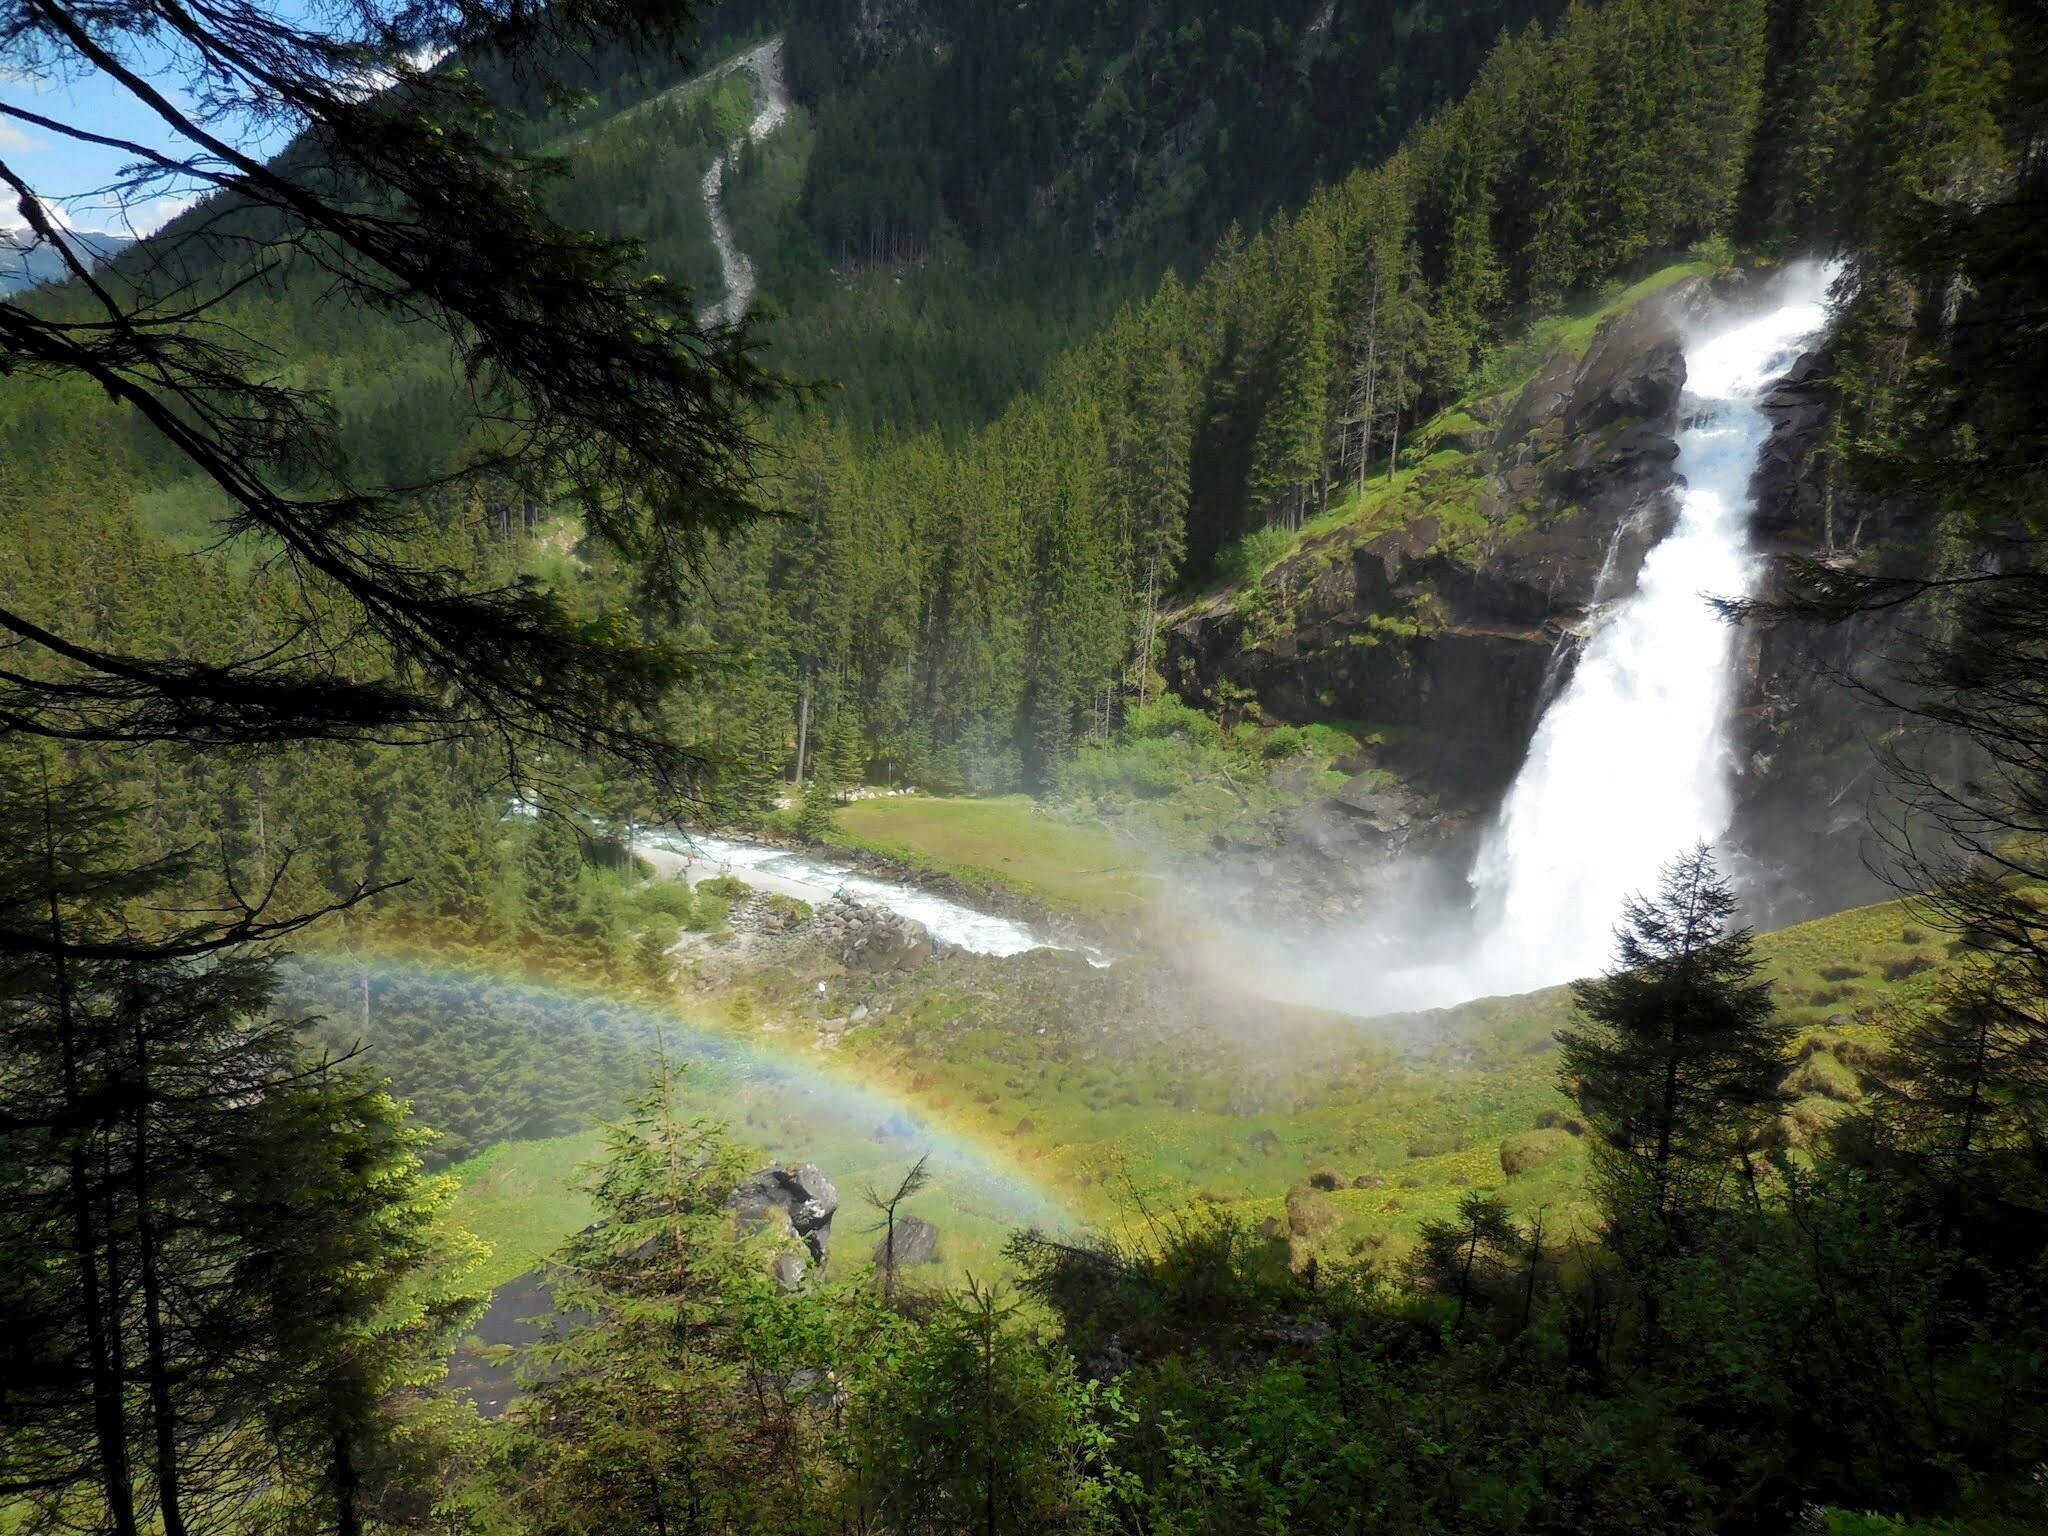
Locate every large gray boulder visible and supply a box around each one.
[873,1216,941,1271]
[733,1163,839,1264]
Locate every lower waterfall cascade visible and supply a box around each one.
[1392,262,1839,1009]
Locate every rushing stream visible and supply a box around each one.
[634,828,1087,959]
[698,37,790,326]
[1383,264,1838,1009]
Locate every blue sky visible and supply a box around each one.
[1,3,360,238]
[2,54,279,237]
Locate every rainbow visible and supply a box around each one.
[280,948,1076,1231]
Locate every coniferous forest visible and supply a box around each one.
[4,1,2048,1533]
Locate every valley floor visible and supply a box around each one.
[443,796,1951,1318]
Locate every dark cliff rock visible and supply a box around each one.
[1726,345,1925,921]
[1169,280,1701,816]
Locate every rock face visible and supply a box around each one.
[1168,280,1702,817]
[873,1215,942,1270]
[733,1163,840,1273]
[1725,339,1923,923]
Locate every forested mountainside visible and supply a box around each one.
[686,0,1994,815]
[0,0,2020,841]
[785,0,1561,269]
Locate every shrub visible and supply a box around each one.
[1405,1130,1460,1159]
[1785,1052,1863,1104]
[1260,725,1308,759]
[1215,523,1293,586]
[699,875,751,902]
[760,893,811,929]
[1285,1186,1340,1241]
[632,879,697,922]
[1881,955,1934,982]
[1308,1169,1341,1191]
[1125,696,1223,746]
[1820,964,1866,982]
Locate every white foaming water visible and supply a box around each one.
[1386,265,1837,1010]
[635,829,1089,960]
[699,37,791,326]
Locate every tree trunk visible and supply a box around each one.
[128,999,190,1536]
[44,795,141,1536]
[332,1435,362,1536]
[794,681,812,785]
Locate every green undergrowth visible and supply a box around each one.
[447,1134,604,1291]
[440,871,1965,1319]
[1050,700,1369,860]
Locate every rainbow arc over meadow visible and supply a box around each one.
[285,949,1076,1232]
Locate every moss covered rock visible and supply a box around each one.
[1499,1128,1573,1178]
[1285,1185,1340,1242]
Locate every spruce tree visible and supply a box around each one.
[1559,846,1795,1255]
[0,752,476,1532]
[1411,1192,1524,1323]
[522,813,589,943]
[508,1068,777,1535]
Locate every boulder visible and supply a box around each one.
[733,1163,839,1264]
[873,1215,942,1270]
[1499,1128,1574,1179]
[1285,1185,1340,1242]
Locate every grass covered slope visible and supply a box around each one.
[436,880,1953,1288]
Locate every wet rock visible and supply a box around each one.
[873,1215,942,1270]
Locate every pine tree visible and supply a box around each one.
[508,1067,781,1536]
[1873,958,2048,1236]
[0,752,475,1534]
[1559,846,1795,1257]
[522,812,588,943]
[1410,1192,1524,1322]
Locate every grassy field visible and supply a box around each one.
[446,1135,604,1290]
[830,793,1156,920]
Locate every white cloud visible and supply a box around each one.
[0,119,46,155]
[0,185,197,242]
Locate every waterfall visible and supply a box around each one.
[1346,264,1839,1014]
[1444,263,1837,1000]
